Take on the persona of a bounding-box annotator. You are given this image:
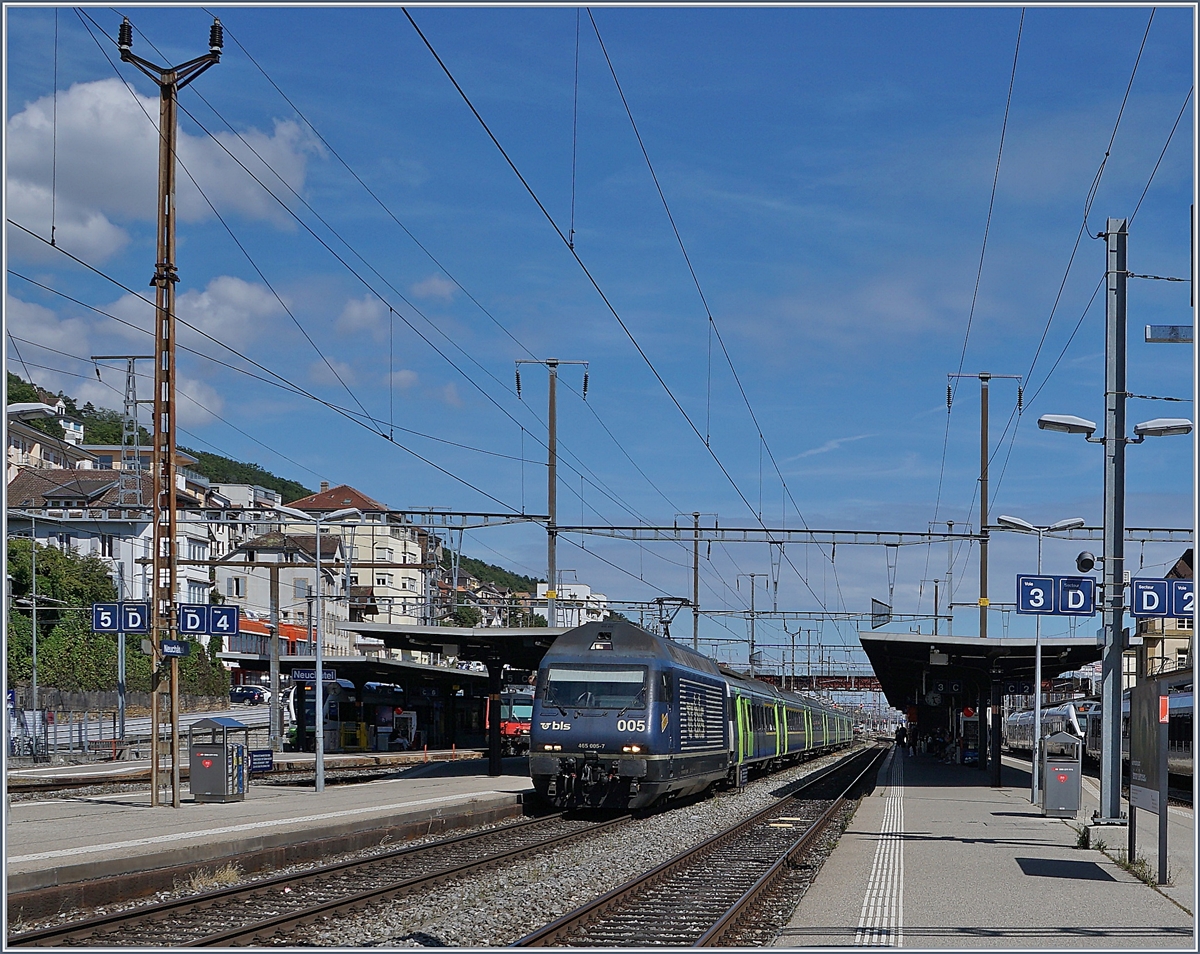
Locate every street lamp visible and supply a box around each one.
[996,513,1086,805]
[1037,410,1191,822]
[274,504,361,792]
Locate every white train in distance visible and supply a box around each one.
[1004,695,1193,777]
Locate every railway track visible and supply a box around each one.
[514,745,887,947]
[7,811,628,947]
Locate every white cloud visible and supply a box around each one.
[387,369,419,389]
[309,358,357,387]
[788,433,875,460]
[440,382,463,407]
[6,295,91,356]
[176,376,225,426]
[410,274,456,302]
[5,78,321,262]
[177,276,285,348]
[99,275,285,350]
[336,295,387,340]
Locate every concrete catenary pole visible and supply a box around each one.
[1099,218,1129,824]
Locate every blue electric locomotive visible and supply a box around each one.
[529,620,854,809]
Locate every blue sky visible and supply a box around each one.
[5,5,1195,677]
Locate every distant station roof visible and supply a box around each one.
[219,651,490,684]
[859,630,1104,711]
[338,622,569,670]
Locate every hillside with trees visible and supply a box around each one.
[6,372,312,501]
[443,553,543,593]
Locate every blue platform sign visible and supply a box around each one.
[1057,577,1095,616]
[121,602,150,634]
[92,603,121,633]
[209,605,240,636]
[248,749,275,773]
[1016,575,1096,616]
[1130,579,1170,618]
[1171,580,1194,618]
[178,604,209,635]
[1017,576,1056,614]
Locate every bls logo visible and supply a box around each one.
[539,721,572,731]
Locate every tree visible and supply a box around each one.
[7,539,118,630]
[7,372,65,440]
[447,605,482,628]
[6,611,33,688]
[37,610,117,693]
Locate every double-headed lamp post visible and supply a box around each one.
[996,513,1086,805]
[275,505,361,792]
[1038,412,1192,823]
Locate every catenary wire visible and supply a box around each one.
[403,9,839,626]
[179,10,724,587]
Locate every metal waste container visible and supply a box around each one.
[189,717,249,803]
[1040,730,1082,818]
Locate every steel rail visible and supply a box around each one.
[185,814,630,947]
[695,746,887,946]
[513,746,882,947]
[6,812,626,948]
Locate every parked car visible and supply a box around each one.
[230,685,269,706]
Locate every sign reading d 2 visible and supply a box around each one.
[177,604,209,634]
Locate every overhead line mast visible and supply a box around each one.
[118,15,222,808]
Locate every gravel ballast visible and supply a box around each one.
[295,746,871,947]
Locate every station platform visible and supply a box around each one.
[5,755,533,922]
[776,748,1195,949]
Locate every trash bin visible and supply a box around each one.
[1040,730,1082,818]
[189,717,250,803]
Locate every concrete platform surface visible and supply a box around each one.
[5,757,533,894]
[776,748,1195,949]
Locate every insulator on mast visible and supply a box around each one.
[515,368,522,399]
[209,18,224,52]
[118,17,133,52]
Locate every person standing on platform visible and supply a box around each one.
[895,724,907,750]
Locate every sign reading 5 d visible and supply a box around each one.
[91,602,151,633]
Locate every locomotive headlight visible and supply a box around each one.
[543,744,562,751]
[622,745,643,753]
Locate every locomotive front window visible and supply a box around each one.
[544,667,647,709]
[503,700,534,720]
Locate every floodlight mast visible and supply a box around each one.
[996,514,1085,805]
[274,505,361,792]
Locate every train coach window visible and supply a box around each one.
[544,667,647,709]
[660,672,674,703]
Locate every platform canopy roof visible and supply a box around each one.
[859,630,1104,711]
[338,622,569,671]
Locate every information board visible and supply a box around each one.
[1128,679,1166,814]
